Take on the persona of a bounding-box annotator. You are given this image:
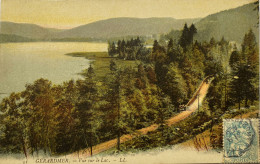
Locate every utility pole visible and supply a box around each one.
[117,70,121,151]
[224,66,228,110]
[197,93,200,112]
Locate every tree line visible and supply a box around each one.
[108,37,150,61]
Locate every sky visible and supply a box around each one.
[0,0,257,29]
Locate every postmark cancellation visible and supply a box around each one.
[223,119,259,163]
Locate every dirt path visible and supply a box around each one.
[70,77,212,158]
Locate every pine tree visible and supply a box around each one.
[75,65,100,156]
[188,23,197,44]
[229,30,259,108]
[106,61,122,151]
[179,23,189,50]
[229,50,241,70]
[152,40,160,53]
[135,64,147,89]
[179,23,197,51]
[146,66,157,84]
[209,37,216,47]
[164,63,187,110]
[167,39,174,53]
[117,40,122,58]
[108,42,117,57]
[110,60,117,72]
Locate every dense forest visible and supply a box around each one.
[0,23,258,157]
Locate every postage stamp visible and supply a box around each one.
[223,119,259,163]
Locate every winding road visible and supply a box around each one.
[70,76,213,158]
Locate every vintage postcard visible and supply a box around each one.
[0,0,259,163]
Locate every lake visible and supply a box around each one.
[0,42,108,101]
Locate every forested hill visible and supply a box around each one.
[52,17,200,39]
[0,21,63,39]
[0,18,199,41]
[195,2,259,43]
[164,2,259,44]
[0,34,35,43]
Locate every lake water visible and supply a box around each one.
[0,42,107,101]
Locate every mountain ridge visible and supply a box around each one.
[0,21,64,39]
[52,17,200,39]
[0,2,258,43]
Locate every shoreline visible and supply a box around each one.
[65,51,140,79]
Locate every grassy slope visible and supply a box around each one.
[179,106,259,150]
[65,52,141,79]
